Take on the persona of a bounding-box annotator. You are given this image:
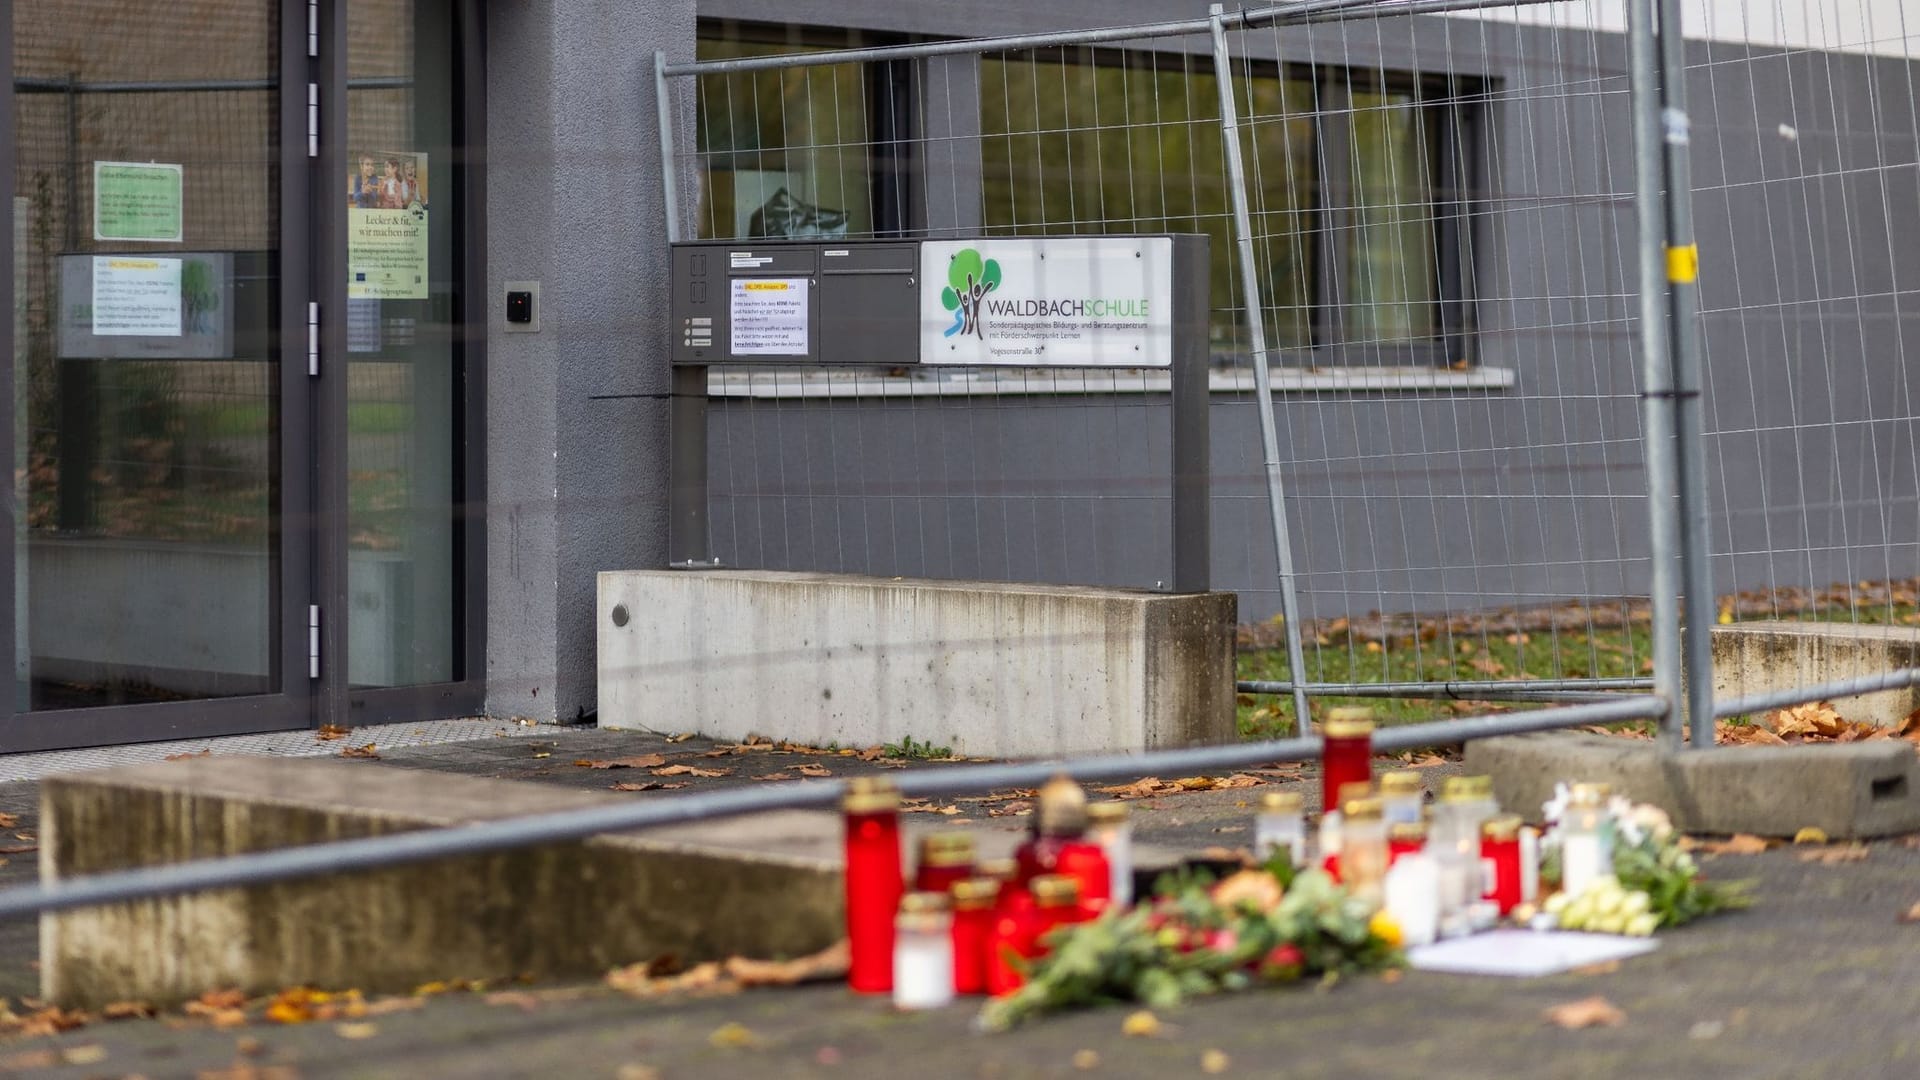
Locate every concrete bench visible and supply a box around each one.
[41,757,844,1007]
[1712,620,1920,726]
[598,570,1236,756]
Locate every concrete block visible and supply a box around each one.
[40,757,844,1008]
[1712,621,1920,726]
[597,570,1235,756]
[1464,732,1920,839]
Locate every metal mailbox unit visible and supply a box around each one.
[667,234,1211,593]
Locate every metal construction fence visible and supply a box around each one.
[1,0,1918,919]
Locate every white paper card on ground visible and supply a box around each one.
[1406,930,1658,977]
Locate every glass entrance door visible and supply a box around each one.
[5,0,312,748]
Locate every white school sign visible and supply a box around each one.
[920,237,1173,368]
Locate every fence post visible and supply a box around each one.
[1208,6,1313,735]
[1653,0,1716,747]
[1627,0,1687,749]
[657,52,714,568]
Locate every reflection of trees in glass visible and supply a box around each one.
[694,39,871,239]
[979,53,1317,355]
[1347,92,1437,345]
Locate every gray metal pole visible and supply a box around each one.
[1240,677,1651,703]
[1627,0,1687,751]
[1654,0,1716,749]
[655,52,681,246]
[1713,667,1920,719]
[657,52,713,567]
[1170,235,1212,593]
[1208,7,1313,736]
[0,695,1667,922]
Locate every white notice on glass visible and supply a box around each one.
[92,256,182,337]
[730,277,809,356]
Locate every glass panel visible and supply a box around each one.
[1346,90,1439,345]
[13,2,279,708]
[694,35,874,240]
[978,52,1316,358]
[346,0,463,687]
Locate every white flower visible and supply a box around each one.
[1542,782,1573,825]
[1608,796,1644,847]
[1625,803,1674,845]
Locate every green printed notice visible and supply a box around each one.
[94,162,183,243]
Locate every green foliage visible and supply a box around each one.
[1610,834,1753,928]
[881,734,953,760]
[977,867,1398,1032]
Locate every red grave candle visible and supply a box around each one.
[1481,814,1525,914]
[843,778,905,994]
[1320,708,1376,815]
[1389,821,1428,865]
[985,875,1084,996]
[949,878,999,995]
[914,832,977,894]
[1013,775,1112,909]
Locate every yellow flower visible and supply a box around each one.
[1368,910,1404,948]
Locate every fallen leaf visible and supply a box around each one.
[1798,843,1870,865]
[1695,834,1772,856]
[360,996,426,1016]
[1544,995,1626,1029]
[724,940,851,987]
[615,1066,662,1080]
[102,1000,156,1020]
[0,812,17,828]
[1794,827,1829,845]
[3,1005,90,1036]
[59,1043,106,1065]
[340,743,379,760]
[1380,968,1404,984]
[575,754,667,770]
[609,781,687,792]
[753,773,794,782]
[607,961,728,997]
[666,732,695,743]
[481,991,542,1012]
[1572,960,1620,976]
[796,763,833,778]
[315,724,351,742]
[857,746,886,761]
[196,989,250,1011]
[651,764,728,778]
[1121,1010,1161,1038]
[165,748,213,760]
[1073,1049,1101,1070]
[708,1021,760,1049]
[1201,1049,1232,1075]
[1898,901,1920,924]
[196,1065,301,1080]
[335,1022,379,1040]
[987,800,1032,817]
[0,844,35,855]
[0,1050,55,1070]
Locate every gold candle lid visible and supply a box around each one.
[1029,874,1081,907]
[1569,781,1613,805]
[1343,796,1385,821]
[950,878,1001,910]
[917,832,976,867]
[1440,775,1493,803]
[899,890,952,914]
[1388,821,1428,843]
[1481,814,1524,842]
[1336,780,1374,806]
[843,776,901,814]
[1035,774,1090,837]
[1086,801,1130,825]
[1259,790,1304,814]
[1323,706,1376,738]
[1378,770,1424,796]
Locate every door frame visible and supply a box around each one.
[0,0,487,753]
[314,0,486,728]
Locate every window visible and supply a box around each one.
[693,24,913,241]
[979,50,1478,366]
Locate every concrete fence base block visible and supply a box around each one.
[597,570,1236,756]
[1712,621,1920,726]
[1464,732,1920,839]
[40,757,846,1008]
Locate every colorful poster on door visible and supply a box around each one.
[346,150,429,300]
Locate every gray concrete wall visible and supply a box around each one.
[690,7,1920,625]
[486,0,696,721]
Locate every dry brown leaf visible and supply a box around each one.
[1794,827,1830,845]
[607,961,729,997]
[166,748,213,760]
[315,724,351,742]
[665,732,695,743]
[4,1005,92,1036]
[340,743,379,760]
[1798,843,1870,865]
[0,1050,56,1070]
[902,802,962,815]
[1695,834,1772,856]
[609,781,687,792]
[857,746,887,761]
[1544,995,1626,1029]
[796,763,833,778]
[709,1021,759,1049]
[1200,1049,1232,1075]
[1719,723,1788,746]
[195,989,250,1011]
[102,1000,156,1020]
[1121,1010,1162,1038]
[576,754,667,770]
[1469,656,1509,676]
[987,800,1033,817]
[1898,901,1920,924]
[0,844,36,855]
[753,772,794,782]
[723,940,851,987]
[481,991,543,1012]
[0,812,17,828]
[196,1065,301,1080]
[616,1066,663,1080]
[1572,960,1621,976]
[335,1021,379,1040]
[1072,1049,1101,1070]
[360,996,426,1016]
[651,764,728,778]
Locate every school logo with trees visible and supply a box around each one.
[940,248,1002,339]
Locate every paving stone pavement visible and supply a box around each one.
[0,727,1918,1078]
